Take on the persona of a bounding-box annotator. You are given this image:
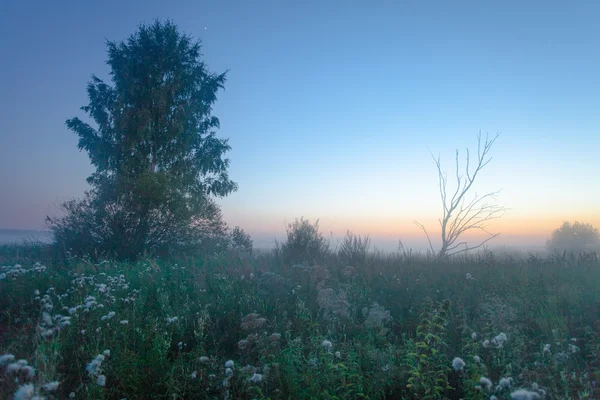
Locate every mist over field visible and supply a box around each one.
[1,2,599,399]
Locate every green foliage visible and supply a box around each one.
[546,220,600,253]
[1,247,599,399]
[279,217,330,265]
[405,298,452,399]
[47,20,237,260]
[338,230,371,266]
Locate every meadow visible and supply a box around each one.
[0,243,599,399]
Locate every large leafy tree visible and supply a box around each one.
[546,221,600,254]
[48,20,237,259]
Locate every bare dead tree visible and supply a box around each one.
[415,132,506,258]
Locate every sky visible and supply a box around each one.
[1,0,599,251]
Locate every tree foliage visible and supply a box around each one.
[47,20,240,259]
[546,221,600,254]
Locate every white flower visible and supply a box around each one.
[568,344,580,353]
[191,371,198,379]
[166,316,178,325]
[0,273,6,280]
[199,356,210,364]
[103,350,111,357]
[225,367,233,377]
[0,353,15,365]
[248,373,263,383]
[482,339,490,348]
[473,355,481,363]
[335,351,341,359]
[543,344,551,353]
[96,374,106,386]
[499,377,512,388]
[13,383,35,400]
[510,389,542,400]
[493,333,508,348]
[42,381,60,392]
[321,340,333,351]
[452,357,465,371]
[69,392,76,398]
[471,332,477,340]
[479,376,493,391]
[120,320,129,325]
[225,360,235,368]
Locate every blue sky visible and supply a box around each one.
[1,0,599,250]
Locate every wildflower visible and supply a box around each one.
[22,366,36,378]
[240,313,267,331]
[466,273,475,280]
[100,311,116,321]
[364,302,392,330]
[199,356,210,364]
[479,377,493,391]
[321,340,333,352]
[570,337,577,343]
[42,381,60,392]
[69,392,76,398]
[482,339,490,348]
[493,333,508,348]
[471,332,477,340]
[225,368,233,377]
[335,351,341,359]
[531,383,538,391]
[80,330,86,335]
[269,333,281,342]
[34,290,40,296]
[510,389,542,400]
[13,384,35,400]
[499,377,512,388]
[225,360,235,369]
[237,339,250,351]
[543,344,551,353]
[86,354,105,377]
[452,357,466,371]
[473,355,481,363]
[0,353,15,365]
[568,344,580,353]
[68,307,78,315]
[7,362,22,374]
[103,350,110,357]
[166,316,178,325]
[0,273,6,280]
[120,320,129,325]
[191,371,198,379]
[248,373,263,383]
[96,375,106,386]
[42,312,53,327]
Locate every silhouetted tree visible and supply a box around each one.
[415,132,506,257]
[546,221,600,254]
[47,20,238,260]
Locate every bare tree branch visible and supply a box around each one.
[417,132,505,258]
[414,220,436,255]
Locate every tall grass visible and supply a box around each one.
[0,245,598,399]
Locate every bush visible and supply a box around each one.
[280,217,329,265]
[338,230,371,265]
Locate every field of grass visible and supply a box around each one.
[1,246,599,399]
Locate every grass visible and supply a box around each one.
[0,245,599,399]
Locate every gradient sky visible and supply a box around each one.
[1,0,599,250]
